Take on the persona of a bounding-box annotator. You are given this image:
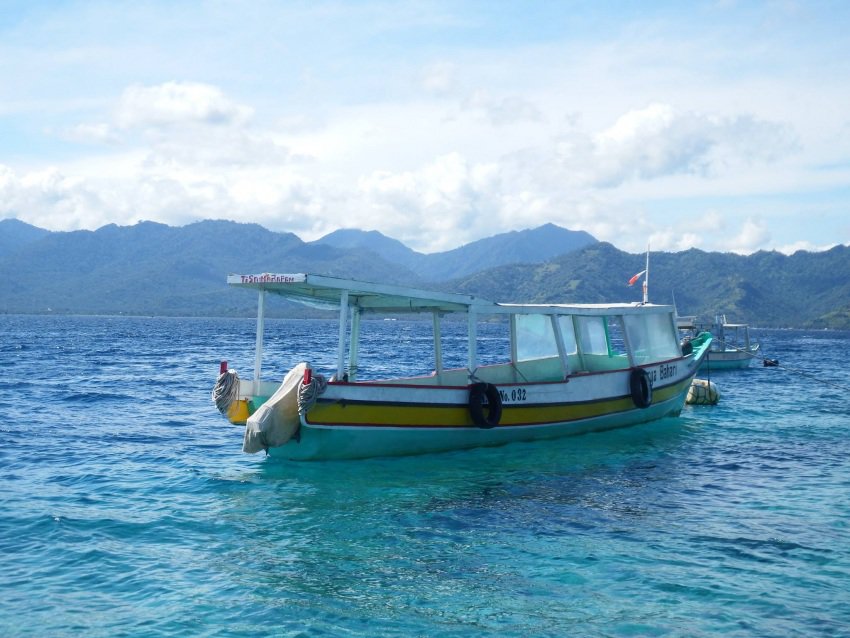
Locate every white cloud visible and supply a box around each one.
[116,82,254,130]
[3,2,849,257]
[2,89,807,255]
[463,90,544,127]
[0,165,109,230]
[728,217,771,254]
[589,103,795,187]
[355,153,496,249]
[776,240,841,255]
[58,123,122,145]
[648,229,704,253]
[421,62,456,95]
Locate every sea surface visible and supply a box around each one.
[1,315,849,637]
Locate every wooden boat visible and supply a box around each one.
[678,314,759,370]
[213,273,713,460]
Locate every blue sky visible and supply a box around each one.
[1,0,848,254]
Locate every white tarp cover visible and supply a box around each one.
[243,363,306,453]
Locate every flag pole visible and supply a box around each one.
[642,242,650,304]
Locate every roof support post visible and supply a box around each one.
[467,309,477,380]
[621,316,636,367]
[336,290,349,381]
[550,314,571,378]
[510,315,518,364]
[252,288,266,395]
[432,311,443,382]
[348,304,361,381]
[572,316,588,371]
[510,314,519,383]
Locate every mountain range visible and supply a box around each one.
[1,218,848,328]
[315,224,596,280]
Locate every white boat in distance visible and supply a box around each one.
[678,314,759,370]
[213,273,713,460]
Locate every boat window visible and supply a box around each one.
[623,313,680,364]
[516,314,558,361]
[575,316,609,356]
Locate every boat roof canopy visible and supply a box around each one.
[228,273,492,313]
[227,273,673,316]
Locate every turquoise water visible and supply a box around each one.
[1,316,849,637]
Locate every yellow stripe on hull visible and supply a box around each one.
[307,402,471,427]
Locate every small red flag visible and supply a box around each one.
[628,270,646,286]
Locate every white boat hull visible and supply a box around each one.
[266,357,701,460]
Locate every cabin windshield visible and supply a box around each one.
[514,312,636,375]
[623,312,680,364]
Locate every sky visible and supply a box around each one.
[1,0,849,255]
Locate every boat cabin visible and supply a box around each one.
[229,273,684,390]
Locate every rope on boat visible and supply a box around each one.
[298,373,328,415]
[762,360,850,392]
[212,369,240,414]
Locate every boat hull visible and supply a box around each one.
[267,359,700,460]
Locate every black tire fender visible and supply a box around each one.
[629,368,652,409]
[468,383,503,428]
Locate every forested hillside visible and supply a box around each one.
[451,242,850,328]
[1,219,848,328]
